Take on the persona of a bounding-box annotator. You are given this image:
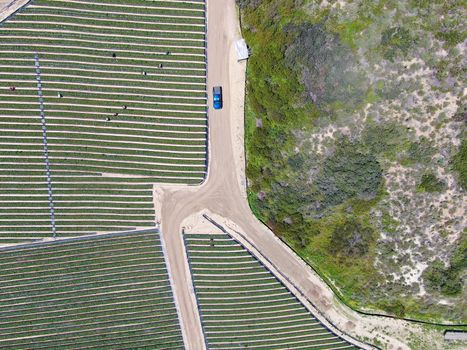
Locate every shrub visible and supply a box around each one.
[380,26,415,61]
[329,216,375,258]
[416,173,446,193]
[315,140,383,211]
[403,137,436,165]
[376,299,407,317]
[423,260,462,296]
[452,139,467,190]
[284,24,367,110]
[423,236,466,296]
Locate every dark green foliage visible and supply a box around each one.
[423,236,466,296]
[236,0,261,10]
[403,137,437,165]
[452,139,467,190]
[435,30,465,47]
[424,260,462,296]
[376,299,407,317]
[380,27,415,61]
[285,24,367,110]
[241,0,465,323]
[416,173,446,193]
[361,122,408,159]
[329,217,375,258]
[315,141,383,211]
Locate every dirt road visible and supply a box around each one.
[157,1,444,349]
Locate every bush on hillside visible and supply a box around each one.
[452,138,467,190]
[312,141,383,214]
[380,26,416,61]
[284,24,367,110]
[416,173,446,193]
[329,217,375,258]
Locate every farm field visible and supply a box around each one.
[184,232,361,350]
[0,229,184,350]
[0,0,207,244]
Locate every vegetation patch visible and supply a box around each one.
[240,0,466,323]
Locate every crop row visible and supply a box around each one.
[0,0,207,242]
[0,230,184,349]
[185,233,359,350]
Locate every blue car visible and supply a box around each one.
[213,86,222,110]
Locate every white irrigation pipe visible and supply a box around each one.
[1,256,161,275]
[0,293,166,317]
[9,117,207,129]
[198,291,290,301]
[0,87,206,100]
[0,246,163,264]
[0,310,179,333]
[0,128,206,139]
[0,238,162,257]
[189,248,245,253]
[0,174,204,181]
[2,103,206,114]
[203,310,308,321]
[194,271,271,277]
[0,50,206,65]
[207,325,328,336]
[0,57,206,71]
[188,254,258,259]
[209,332,339,342]
[199,297,292,306]
[8,20,204,35]
[0,280,167,300]
[199,285,280,294]
[192,260,257,265]
[17,12,205,27]
[206,318,323,329]
[0,263,167,284]
[195,281,277,287]
[36,122,206,134]
[0,65,206,80]
[47,156,207,168]
[0,141,205,154]
[26,5,204,19]
[0,319,180,344]
[1,102,206,114]
[0,28,205,42]
[0,310,178,334]
[0,192,158,197]
[7,83,206,95]
[1,43,206,57]
[2,112,206,122]
[39,0,205,11]
[0,117,206,133]
[0,133,206,144]
[50,152,206,162]
[0,74,206,88]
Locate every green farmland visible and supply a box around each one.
[0,229,184,349]
[184,232,361,350]
[0,0,207,243]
